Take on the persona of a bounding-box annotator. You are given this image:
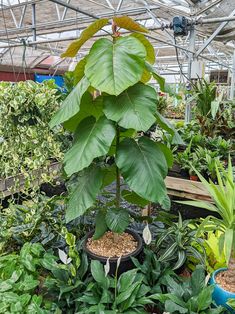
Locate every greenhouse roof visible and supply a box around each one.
[0,0,234,77]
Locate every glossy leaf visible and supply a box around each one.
[63,94,103,132]
[49,77,90,128]
[64,115,116,176]
[93,210,108,240]
[131,33,155,64]
[113,16,148,33]
[91,260,109,289]
[104,83,157,131]
[66,165,103,222]
[116,137,168,203]
[121,190,149,207]
[156,142,174,168]
[118,269,138,293]
[160,194,171,210]
[105,208,130,234]
[85,36,146,96]
[61,18,109,57]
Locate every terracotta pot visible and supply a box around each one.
[83,229,143,276]
[190,175,199,181]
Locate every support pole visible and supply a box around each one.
[230,50,235,100]
[185,24,196,123]
[32,3,36,43]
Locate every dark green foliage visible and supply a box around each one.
[76,260,154,313]
[151,266,225,313]
[0,242,58,313]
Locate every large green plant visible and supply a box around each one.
[179,158,235,286]
[50,17,176,237]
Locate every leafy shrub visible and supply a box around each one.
[0,80,69,195]
[0,242,58,313]
[152,266,225,313]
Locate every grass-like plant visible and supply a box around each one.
[179,157,235,287]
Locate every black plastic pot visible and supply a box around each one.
[83,229,143,276]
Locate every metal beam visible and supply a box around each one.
[19,4,27,28]
[196,0,223,16]
[230,50,235,99]
[0,7,158,39]
[6,0,18,27]
[185,24,196,123]
[49,0,99,19]
[195,8,235,57]
[61,0,70,20]
[116,0,124,11]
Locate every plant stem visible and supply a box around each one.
[113,125,121,243]
[115,125,120,208]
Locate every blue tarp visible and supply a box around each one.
[34,74,65,91]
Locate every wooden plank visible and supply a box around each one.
[165,176,212,202]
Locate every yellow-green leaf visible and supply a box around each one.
[113,16,148,33]
[61,18,109,57]
[73,57,86,85]
[131,33,155,64]
[141,68,151,83]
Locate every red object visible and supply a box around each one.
[190,175,199,181]
[0,71,34,82]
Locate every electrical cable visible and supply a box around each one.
[174,35,190,83]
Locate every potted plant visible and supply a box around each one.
[179,158,235,311]
[50,17,174,273]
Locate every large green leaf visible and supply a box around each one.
[49,77,90,128]
[91,260,109,289]
[105,208,130,234]
[131,33,155,64]
[84,36,146,96]
[156,142,173,168]
[104,83,157,131]
[93,209,108,240]
[66,165,103,222]
[116,137,168,203]
[61,18,109,57]
[64,115,116,176]
[113,16,148,33]
[122,190,149,207]
[63,94,103,132]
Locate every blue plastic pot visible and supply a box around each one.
[210,268,235,313]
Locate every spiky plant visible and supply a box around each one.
[180,157,235,287]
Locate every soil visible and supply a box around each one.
[216,270,235,293]
[86,231,138,258]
